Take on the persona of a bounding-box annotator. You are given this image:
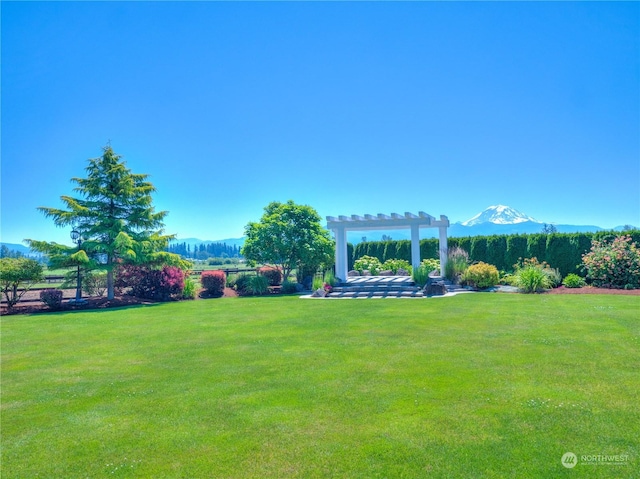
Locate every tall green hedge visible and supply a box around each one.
[487,236,507,271]
[506,235,528,270]
[349,230,639,277]
[471,237,488,263]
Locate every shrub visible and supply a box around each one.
[233,274,252,295]
[40,289,63,309]
[353,255,383,275]
[514,258,553,293]
[324,270,337,287]
[499,272,517,286]
[281,280,299,294]
[412,265,431,288]
[83,270,107,297]
[445,247,469,282]
[259,267,282,286]
[248,274,269,295]
[381,259,412,275]
[182,276,197,299]
[420,258,440,274]
[312,277,324,291]
[544,266,562,288]
[201,270,226,297]
[562,273,586,288]
[581,235,640,289]
[116,265,185,301]
[461,262,499,289]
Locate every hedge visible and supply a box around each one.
[350,230,639,276]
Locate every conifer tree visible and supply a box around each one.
[29,145,184,299]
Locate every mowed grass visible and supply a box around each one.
[2,294,638,478]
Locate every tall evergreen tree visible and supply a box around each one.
[28,145,184,299]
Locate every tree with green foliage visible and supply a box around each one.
[0,257,43,309]
[241,200,334,282]
[28,145,188,300]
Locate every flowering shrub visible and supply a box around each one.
[353,255,383,275]
[381,259,412,275]
[582,235,640,289]
[562,273,586,288]
[420,258,440,274]
[40,289,63,309]
[461,262,499,289]
[201,270,226,297]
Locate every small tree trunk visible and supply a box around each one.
[107,269,115,300]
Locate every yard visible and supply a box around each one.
[1,294,638,477]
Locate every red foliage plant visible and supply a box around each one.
[201,270,226,297]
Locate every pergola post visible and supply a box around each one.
[410,224,421,272]
[439,225,448,277]
[334,226,348,282]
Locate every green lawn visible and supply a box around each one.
[2,295,638,478]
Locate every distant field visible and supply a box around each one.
[1,295,638,478]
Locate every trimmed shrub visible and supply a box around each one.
[445,247,469,282]
[563,273,586,288]
[461,262,499,289]
[419,239,438,260]
[201,270,226,297]
[581,235,640,288]
[259,267,282,286]
[116,265,185,301]
[40,289,63,309]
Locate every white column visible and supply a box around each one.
[410,224,420,272]
[334,227,348,282]
[438,225,448,277]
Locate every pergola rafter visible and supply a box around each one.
[327,211,449,281]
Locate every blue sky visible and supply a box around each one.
[2,1,639,246]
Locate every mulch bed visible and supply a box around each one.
[3,285,637,316]
[544,286,640,295]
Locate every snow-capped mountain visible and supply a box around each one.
[461,205,540,226]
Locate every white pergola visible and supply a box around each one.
[326,211,450,281]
